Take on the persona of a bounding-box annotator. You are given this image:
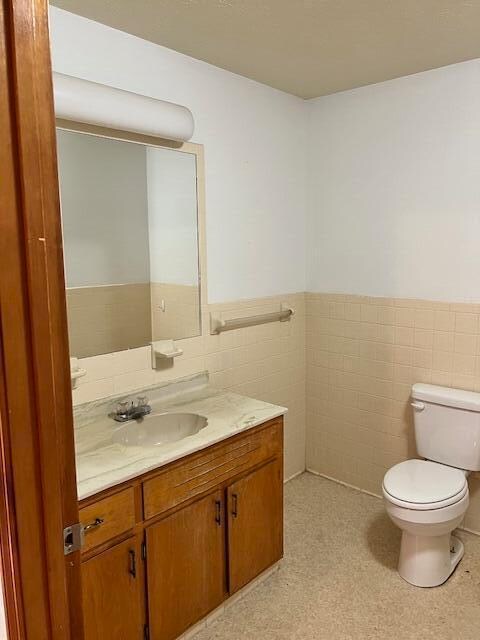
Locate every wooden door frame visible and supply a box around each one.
[0,0,83,638]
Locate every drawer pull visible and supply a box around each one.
[215,500,222,526]
[232,494,238,518]
[83,517,104,533]
[129,549,137,578]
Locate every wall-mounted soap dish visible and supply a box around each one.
[151,340,184,368]
[70,357,86,388]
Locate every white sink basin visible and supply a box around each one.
[112,412,208,447]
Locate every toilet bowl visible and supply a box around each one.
[383,459,469,587]
[383,383,480,587]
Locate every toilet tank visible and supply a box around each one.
[412,383,480,471]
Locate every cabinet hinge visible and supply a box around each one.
[63,523,83,555]
[143,624,150,640]
[141,541,146,561]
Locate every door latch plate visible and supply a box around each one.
[63,523,83,555]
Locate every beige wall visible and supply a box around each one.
[67,282,201,357]
[306,292,480,534]
[67,283,151,358]
[71,287,480,533]
[151,282,200,340]
[72,293,306,481]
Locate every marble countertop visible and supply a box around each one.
[74,372,287,501]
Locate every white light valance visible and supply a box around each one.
[53,72,194,142]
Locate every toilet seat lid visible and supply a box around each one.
[383,459,467,506]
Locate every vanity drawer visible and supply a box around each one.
[143,419,282,520]
[80,488,136,553]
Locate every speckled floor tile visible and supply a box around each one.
[193,472,480,640]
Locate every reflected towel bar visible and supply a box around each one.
[210,305,294,335]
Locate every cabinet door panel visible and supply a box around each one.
[227,460,283,594]
[82,537,144,640]
[147,490,226,640]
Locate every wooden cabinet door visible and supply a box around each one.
[82,537,144,640]
[227,460,283,594]
[146,489,226,640]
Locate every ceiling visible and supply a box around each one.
[50,1,480,99]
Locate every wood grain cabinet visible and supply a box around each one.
[82,537,144,640]
[147,489,226,640]
[79,417,283,640]
[227,459,283,594]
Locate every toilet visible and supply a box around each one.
[383,383,480,588]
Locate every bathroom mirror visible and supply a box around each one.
[56,128,201,358]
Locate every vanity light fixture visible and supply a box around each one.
[53,72,195,142]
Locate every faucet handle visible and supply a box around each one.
[116,400,130,415]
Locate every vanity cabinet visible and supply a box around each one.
[227,459,283,594]
[146,489,226,640]
[79,417,283,640]
[80,488,136,553]
[81,537,144,640]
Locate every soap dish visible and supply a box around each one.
[151,339,183,368]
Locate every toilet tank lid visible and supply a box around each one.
[412,383,480,412]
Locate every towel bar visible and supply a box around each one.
[210,305,294,335]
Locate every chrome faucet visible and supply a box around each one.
[110,396,152,422]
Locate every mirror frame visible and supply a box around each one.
[55,119,208,350]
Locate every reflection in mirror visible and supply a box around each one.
[56,129,200,359]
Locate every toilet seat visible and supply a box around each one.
[382,459,468,511]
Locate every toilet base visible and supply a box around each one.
[398,533,464,587]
